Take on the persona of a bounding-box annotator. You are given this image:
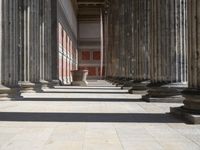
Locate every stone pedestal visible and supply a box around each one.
[143,82,186,103]
[71,70,88,86]
[39,80,49,89]
[34,80,50,92]
[0,85,11,101]
[0,85,24,101]
[129,80,150,96]
[170,89,200,124]
[19,82,36,93]
[121,79,135,90]
[49,80,60,88]
[183,89,200,111]
[114,77,128,87]
[111,77,121,85]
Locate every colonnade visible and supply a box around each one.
[106,0,187,82]
[18,0,53,92]
[105,0,199,123]
[0,0,57,98]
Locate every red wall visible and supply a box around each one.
[58,23,78,84]
[79,49,104,79]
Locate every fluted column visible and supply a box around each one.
[3,0,19,88]
[133,0,150,81]
[107,0,134,85]
[128,0,151,93]
[183,0,200,111]
[69,40,73,82]
[18,0,35,93]
[0,0,12,99]
[171,0,200,124]
[45,0,52,83]
[141,0,187,102]
[66,36,70,83]
[31,0,40,83]
[103,1,109,77]
[124,0,133,78]
[38,0,52,88]
[106,0,112,77]
[149,0,187,84]
[111,0,120,77]
[51,0,59,86]
[118,0,124,77]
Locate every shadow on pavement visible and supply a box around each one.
[0,112,182,123]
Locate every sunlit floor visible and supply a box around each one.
[0,80,200,150]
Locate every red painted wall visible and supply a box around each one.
[79,49,104,79]
[93,51,101,60]
[58,23,78,84]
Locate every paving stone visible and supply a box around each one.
[0,80,199,150]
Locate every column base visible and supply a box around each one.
[142,82,186,103]
[0,85,23,100]
[128,80,150,96]
[121,79,135,90]
[115,77,131,87]
[47,80,60,88]
[66,78,71,85]
[182,89,200,111]
[19,82,36,93]
[39,80,49,89]
[62,78,71,86]
[0,85,12,101]
[170,88,200,124]
[170,107,200,124]
[111,77,124,85]
[34,80,50,92]
[106,76,113,82]
[109,76,118,83]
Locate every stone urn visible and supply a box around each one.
[71,70,88,86]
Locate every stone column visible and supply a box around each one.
[66,36,70,84]
[140,0,188,103]
[0,0,12,100]
[30,0,40,83]
[46,0,52,82]
[103,1,109,78]
[123,0,133,83]
[3,0,20,88]
[106,0,126,83]
[37,0,52,89]
[120,0,136,89]
[50,0,60,86]
[114,0,134,86]
[106,0,114,79]
[111,0,120,79]
[128,0,151,93]
[118,0,124,79]
[171,0,200,124]
[18,0,37,93]
[69,40,73,82]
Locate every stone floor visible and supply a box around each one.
[0,80,200,150]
